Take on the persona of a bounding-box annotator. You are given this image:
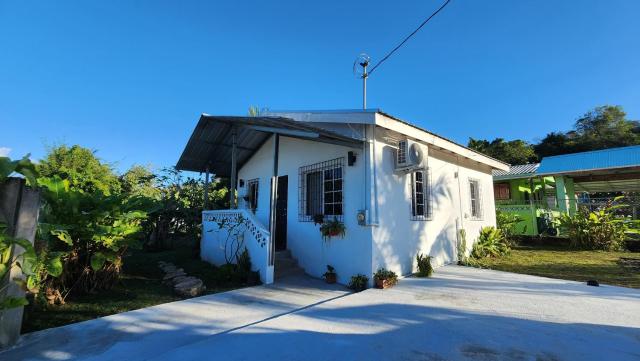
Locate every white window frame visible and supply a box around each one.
[298,157,344,222]
[469,178,483,220]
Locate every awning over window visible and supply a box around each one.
[176,114,363,177]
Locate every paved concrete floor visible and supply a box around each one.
[2,266,639,361]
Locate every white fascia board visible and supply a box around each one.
[375,113,510,171]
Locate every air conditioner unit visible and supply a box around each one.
[395,138,427,172]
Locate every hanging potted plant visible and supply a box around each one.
[323,265,337,284]
[373,268,398,289]
[319,217,346,241]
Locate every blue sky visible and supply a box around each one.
[1,1,639,173]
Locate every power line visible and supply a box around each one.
[368,0,452,76]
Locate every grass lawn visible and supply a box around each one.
[22,247,250,333]
[472,244,640,289]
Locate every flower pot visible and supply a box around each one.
[327,229,341,237]
[324,273,337,284]
[375,278,396,289]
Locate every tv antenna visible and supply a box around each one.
[353,53,370,110]
[353,0,452,110]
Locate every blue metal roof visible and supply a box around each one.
[536,145,640,175]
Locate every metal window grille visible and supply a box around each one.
[411,168,432,221]
[299,157,344,222]
[247,178,259,212]
[469,178,483,219]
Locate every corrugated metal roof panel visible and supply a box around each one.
[176,115,363,176]
[492,163,540,179]
[537,145,640,175]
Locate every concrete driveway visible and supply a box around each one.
[2,266,639,361]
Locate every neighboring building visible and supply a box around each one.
[493,145,640,236]
[177,109,509,285]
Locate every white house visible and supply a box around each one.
[176,109,509,286]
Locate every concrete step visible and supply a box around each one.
[275,265,305,279]
[275,257,298,270]
[274,250,305,280]
[275,250,292,260]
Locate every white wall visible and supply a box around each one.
[371,134,497,279]
[201,210,273,284]
[233,128,497,286]
[237,135,372,285]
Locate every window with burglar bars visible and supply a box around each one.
[247,178,259,213]
[299,157,344,222]
[411,168,432,220]
[469,178,483,219]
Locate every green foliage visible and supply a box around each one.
[471,227,510,259]
[0,154,37,185]
[373,268,398,283]
[37,144,121,195]
[467,138,537,165]
[37,175,153,296]
[348,274,368,292]
[0,224,63,310]
[120,165,161,200]
[248,105,269,117]
[558,198,638,251]
[319,217,346,241]
[457,229,468,265]
[496,210,524,244]
[323,265,336,277]
[236,248,252,277]
[149,168,228,249]
[415,253,433,277]
[535,105,640,158]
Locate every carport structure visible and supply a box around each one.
[493,145,640,235]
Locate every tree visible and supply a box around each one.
[37,145,121,195]
[120,165,161,200]
[248,105,268,117]
[535,105,640,157]
[468,138,537,165]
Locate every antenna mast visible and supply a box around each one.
[361,59,368,110]
[354,54,371,110]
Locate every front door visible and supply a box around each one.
[274,175,288,251]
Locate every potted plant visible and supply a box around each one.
[319,217,346,241]
[348,274,368,292]
[323,265,337,284]
[416,253,434,277]
[373,268,398,289]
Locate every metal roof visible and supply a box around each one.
[267,109,509,170]
[176,114,363,176]
[492,163,540,180]
[536,145,640,175]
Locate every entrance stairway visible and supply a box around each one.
[275,250,305,280]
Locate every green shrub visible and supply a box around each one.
[236,248,252,277]
[37,176,154,297]
[348,274,368,292]
[457,229,468,265]
[471,226,510,259]
[496,210,523,244]
[559,198,638,251]
[416,253,433,277]
[373,268,398,283]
